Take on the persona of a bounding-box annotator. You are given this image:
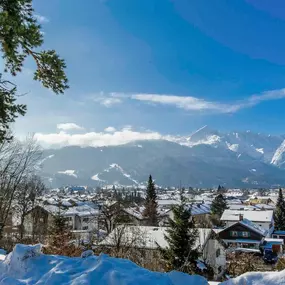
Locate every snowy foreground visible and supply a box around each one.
[0,245,285,285]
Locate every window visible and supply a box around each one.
[82,226,88,230]
[230,231,238,237]
[83,217,89,223]
[216,248,221,258]
[242,231,250,237]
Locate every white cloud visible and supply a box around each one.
[35,14,49,24]
[104,126,116,133]
[126,88,285,113]
[34,128,162,148]
[93,95,122,107]
[57,123,84,131]
[131,93,228,112]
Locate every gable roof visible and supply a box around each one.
[218,218,268,237]
[221,209,273,223]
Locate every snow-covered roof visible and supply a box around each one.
[123,207,145,220]
[239,219,268,236]
[64,205,99,217]
[255,204,275,210]
[41,204,62,214]
[157,200,180,206]
[190,203,211,216]
[100,226,212,250]
[228,204,256,211]
[221,209,273,223]
[264,238,284,244]
[273,230,285,235]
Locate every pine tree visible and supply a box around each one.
[211,193,228,217]
[143,175,158,226]
[217,185,226,194]
[275,189,285,231]
[160,191,199,273]
[0,0,68,142]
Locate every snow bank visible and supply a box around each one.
[221,270,285,285]
[0,244,208,285]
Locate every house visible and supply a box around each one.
[160,203,211,226]
[100,226,226,276]
[217,218,269,249]
[24,203,100,241]
[246,196,277,206]
[121,207,148,226]
[220,209,274,231]
[64,204,99,231]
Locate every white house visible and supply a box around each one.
[64,204,99,232]
[220,209,274,231]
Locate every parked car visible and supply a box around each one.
[263,250,278,264]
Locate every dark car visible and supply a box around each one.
[263,250,278,264]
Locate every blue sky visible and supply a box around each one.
[11,0,285,146]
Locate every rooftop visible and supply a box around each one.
[221,209,273,223]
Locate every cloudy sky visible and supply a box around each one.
[10,0,285,147]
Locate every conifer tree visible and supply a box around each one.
[160,190,198,273]
[275,189,285,231]
[143,175,158,226]
[0,0,68,142]
[211,193,228,217]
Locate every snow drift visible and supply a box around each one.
[221,270,285,285]
[0,244,208,285]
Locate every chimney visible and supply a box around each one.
[239,214,244,221]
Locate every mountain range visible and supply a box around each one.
[40,126,285,188]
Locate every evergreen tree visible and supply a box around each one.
[160,190,198,273]
[275,189,285,230]
[143,175,158,226]
[211,193,228,217]
[217,185,226,194]
[0,0,68,142]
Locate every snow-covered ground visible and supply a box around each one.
[1,244,285,285]
[221,270,285,285]
[0,244,207,285]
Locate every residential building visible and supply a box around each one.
[220,209,274,231]
[217,218,268,249]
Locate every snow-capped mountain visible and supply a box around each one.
[40,127,285,188]
[172,125,283,162]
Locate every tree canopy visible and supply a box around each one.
[143,175,158,226]
[0,0,68,142]
[160,191,198,273]
[275,188,285,231]
[211,193,228,217]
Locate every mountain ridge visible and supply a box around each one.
[39,128,285,188]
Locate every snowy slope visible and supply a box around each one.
[221,270,285,285]
[91,163,140,185]
[271,139,285,167]
[0,244,208,285]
